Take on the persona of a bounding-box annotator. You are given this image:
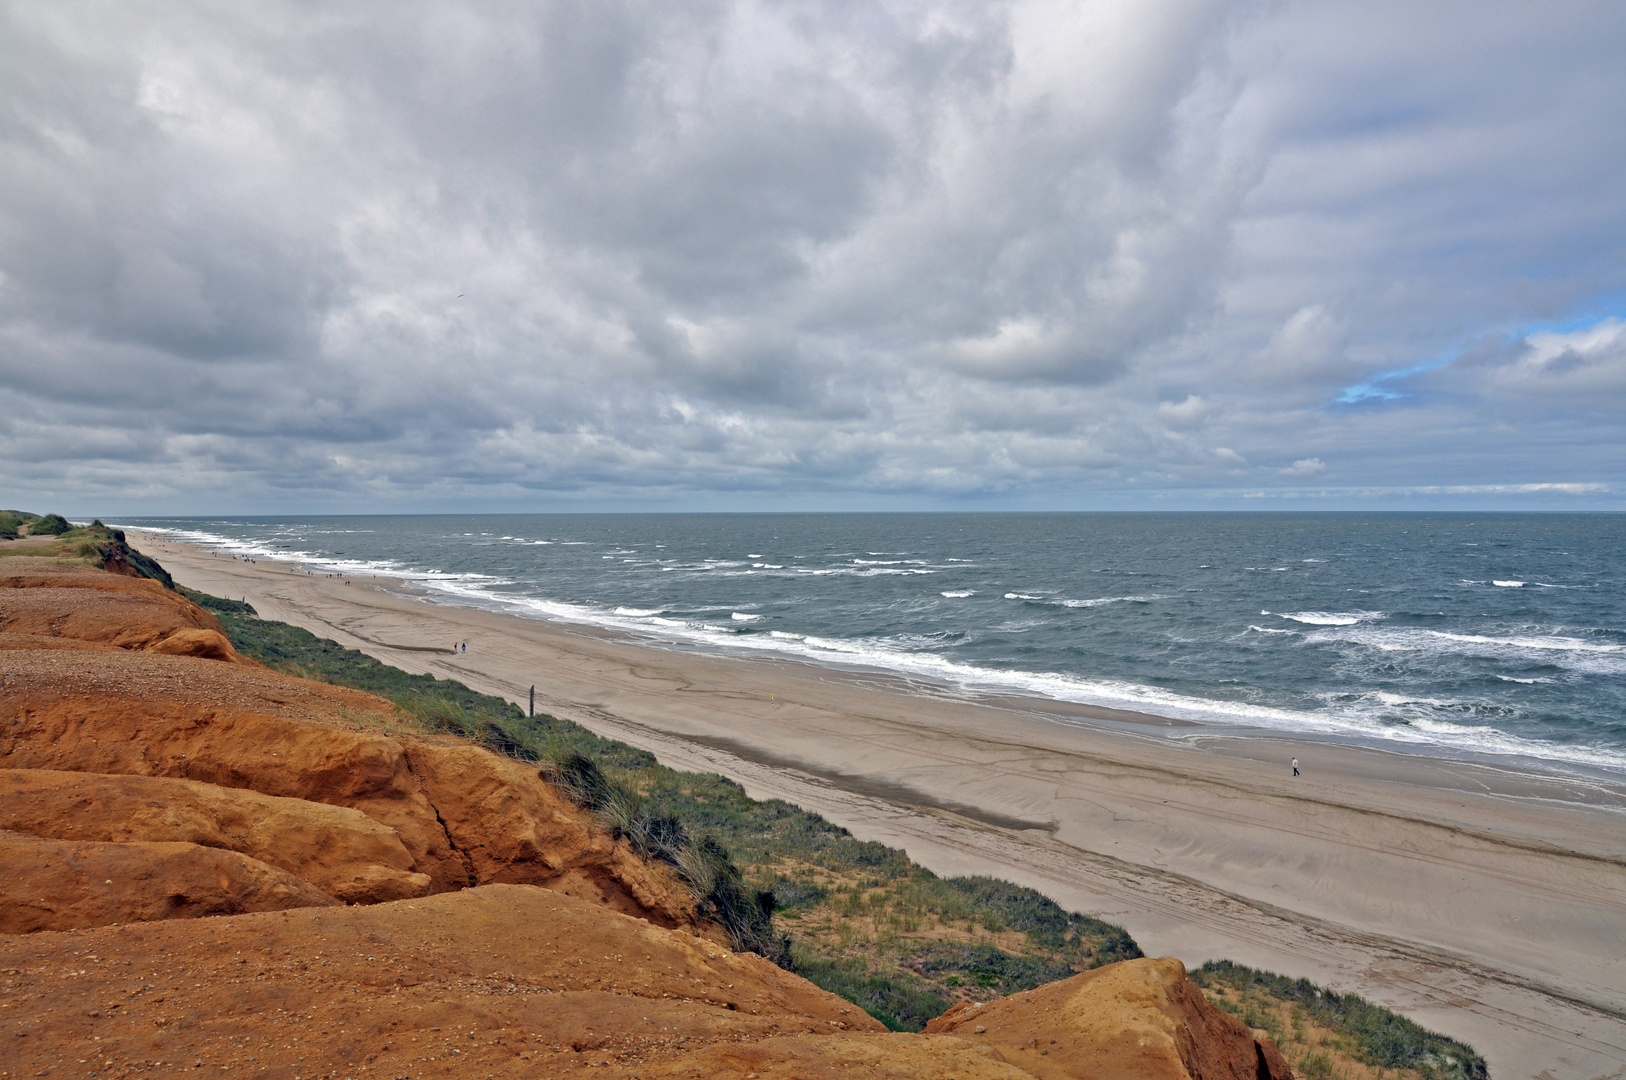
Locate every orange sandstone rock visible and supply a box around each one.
[0,768,431,903]
[0,883,1279,1079]
[0,566,245,662]
[0,885,887,1078]
[2,648,696,926]
[0,829,340,932]
[926,956,1292,1080]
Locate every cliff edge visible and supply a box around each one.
[0,554,1291,1078]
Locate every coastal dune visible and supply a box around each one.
[130,532,1626,1080]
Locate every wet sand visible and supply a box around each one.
[131,531,1626,1079]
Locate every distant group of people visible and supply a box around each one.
[454,641,467,653]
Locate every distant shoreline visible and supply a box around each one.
[124,527,1626,1078]
[124,517,1626,791]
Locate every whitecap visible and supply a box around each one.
[731,612,763,622]
[1428,630,1621,654]
[1493,580,1525,587]
[941,590,975,598]
[1373,691,1460,709]
[1280,611,1381,626]
[1248,625,1296,634]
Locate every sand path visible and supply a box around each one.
[132,533,1626,1080]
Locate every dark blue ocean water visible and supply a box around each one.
[123,513,1626,775]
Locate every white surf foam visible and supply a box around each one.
[1062,595,1162,608]
[124,521,1626,776]
[1280,611,1382,626]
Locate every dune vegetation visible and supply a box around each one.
[1193,962,1486,1080]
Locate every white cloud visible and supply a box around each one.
[0,0,1623,511]
[1156,394,1209,427]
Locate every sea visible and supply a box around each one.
[120,513,1626,778]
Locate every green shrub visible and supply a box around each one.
[1299,1050,1334,1079]
[789,946,949,1032]
[179,587,256,615]
[543,752,616,810]
[29,513,72,536]
[1191,961,1487,1080]
[912,941,1076,995]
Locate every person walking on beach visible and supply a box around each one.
[1292,757,1300,777]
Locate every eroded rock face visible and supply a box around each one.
[926,956,1293,1080]
[0,565,244,662]
[0,769,431,904]
[0,565,700,932]
[0,830,340,932]
[0,657,700,924]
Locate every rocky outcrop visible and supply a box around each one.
[0,768,431,904]
[0,564,243,662]
[0,565,702,931]
[0,649,701,922]
[926,956,1292,1080]
[0,830,340,933]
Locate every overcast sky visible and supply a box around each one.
[3,1,1624,514]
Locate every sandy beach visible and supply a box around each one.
[130,531,1626,1079]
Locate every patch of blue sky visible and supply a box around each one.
[1336,302,1626,405]
[1335,352,1455,404]
[1505,297,1626,340]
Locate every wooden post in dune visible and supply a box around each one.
[529,685,535,718]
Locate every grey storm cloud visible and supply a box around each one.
[2,0,1624,512]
